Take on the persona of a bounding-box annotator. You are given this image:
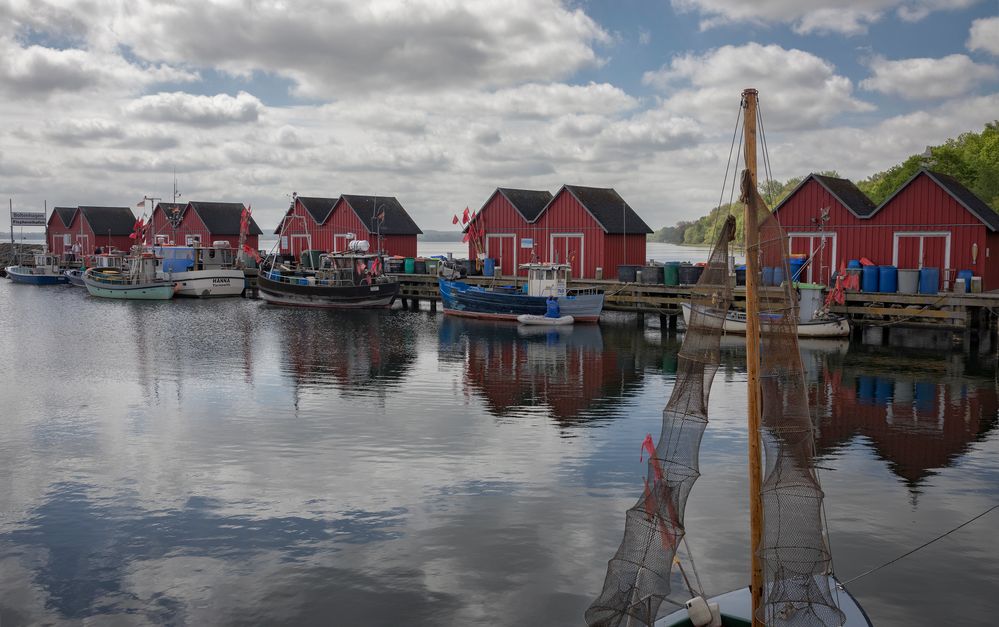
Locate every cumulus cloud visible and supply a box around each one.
[861,54,999,100]
[671,0,975,34]
[968,17,999,56]
[89,0,611,99]
[125,92,264,127]
[0,36,198,99]
[644,43,874,130]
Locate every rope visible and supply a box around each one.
[838,503,999,587]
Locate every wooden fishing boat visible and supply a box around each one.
[257,242,398,308]
[5,252,68,285]
[587,89,871,627]
[439,263,604,322]
[83,250,175,300]
[516,313,575,326]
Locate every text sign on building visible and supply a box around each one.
[10,211,46,226]
[520,238,533,249]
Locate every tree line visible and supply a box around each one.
[650,121,999,246]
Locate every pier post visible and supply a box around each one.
[636,311,645,328]
[668,313,678,333]
[429,299,437,313]
[881,325,890,346]
[410,298,419,311]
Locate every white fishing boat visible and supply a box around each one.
[680,303,850,338]
[154,241,246,298]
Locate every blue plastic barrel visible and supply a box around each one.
[919,267,939,294]
[483,257,496,276]
[762,267,775,286]
[788,257,807,281]
[875,377,893,404]
[861,265,879,292]
[914,381,936,412]
[878,266,897,293]
[957,269,973,292]
[773,266,786,286]
[848,259,862,269]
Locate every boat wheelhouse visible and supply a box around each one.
[438,262,603,322]
[83,250,175,300]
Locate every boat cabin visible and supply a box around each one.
[154,243,236,272]
[93,253,126,269]
[522,263,569,297]
[314,252,385,287]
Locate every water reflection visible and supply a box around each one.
[438,317,667,426]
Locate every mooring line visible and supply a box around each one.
[838,503,999,587]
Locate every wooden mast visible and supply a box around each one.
[742,87,765,627]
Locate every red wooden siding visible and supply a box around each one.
[776,174,999,290]
[602,234,649,278]
[152,205,259,251]
[48,210,132,256]
[468,192,542,276]
[278,198,417,258]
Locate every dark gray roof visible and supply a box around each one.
[53,207,77,228]
[188,201,262,235]
[340,195,422,235]
[812,174,877,218]
[297,196,338,224]
[924,170,999,232]
[553,185,653,234]
[78,206,136,236]
[496,188,553,221]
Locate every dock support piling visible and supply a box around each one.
[430,299,437,313]
[636,311,645,328]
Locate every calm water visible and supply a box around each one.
[1,279,997,626]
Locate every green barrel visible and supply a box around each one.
[404,257,416,274]
[663,262,680,286]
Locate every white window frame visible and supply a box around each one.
[333,233,352,252]
[63,234,72,246]
[290,234,312,255]
[485,233,517,275]
[76,234,90,255]
[787,231,837,284]
[892,231,951,269]
[549,232,584,275]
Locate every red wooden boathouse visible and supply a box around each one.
[275,194,421,258]
[467,185,651,279]
[775,169,999,289]
[47,206,136,257]
[151,201,262,250]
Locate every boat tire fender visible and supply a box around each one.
[685,596,713,627]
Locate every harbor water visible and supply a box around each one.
[1,279,997,626]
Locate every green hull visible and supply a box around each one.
[84,281,175,300]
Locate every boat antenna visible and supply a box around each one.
[741,87,765,627]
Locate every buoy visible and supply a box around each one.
[685,596,713,627]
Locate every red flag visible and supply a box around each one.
[462,207,470,224]
[452,215,459,225]
[136,198,146,208]
[461,232,469,243]
[241,244,261,262]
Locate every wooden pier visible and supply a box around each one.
[244,270,999,341]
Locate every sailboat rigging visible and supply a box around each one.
[586,89,871,627]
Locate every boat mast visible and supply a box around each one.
[742,87,765,627]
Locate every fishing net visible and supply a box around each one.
[743,171,844,627]
[586,216,736,627]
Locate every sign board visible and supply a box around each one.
[520,238,533,249]
[11,211,46,226]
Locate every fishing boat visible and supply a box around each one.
[587,89,871,627]
[64,268,86,286]
[679,304,850,338]
[83,249,175,300]
[439,262,604,322]
[257,240,399,308]
[5,251,68,285]
[154,242,246,297]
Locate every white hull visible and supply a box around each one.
[517,314,574,326]
[159,269,245,298]
[681,303,851,338]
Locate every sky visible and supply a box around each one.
[1,0,998,232]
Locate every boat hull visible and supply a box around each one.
[257,273,398,308]
[657,576,872,626]
[83,276,175,300]
[439,279,603,322]
[64,269,86,287]
[160,269,246,298]
[5,267,68,285]
[680,303,850,338]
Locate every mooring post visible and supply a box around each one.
[429,298,437,313]
[636,311,645,328]
[668,313,678,333]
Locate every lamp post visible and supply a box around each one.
[371,199,387,255]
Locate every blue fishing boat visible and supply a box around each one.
[5,252,68,285]
[439,263,603,322]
